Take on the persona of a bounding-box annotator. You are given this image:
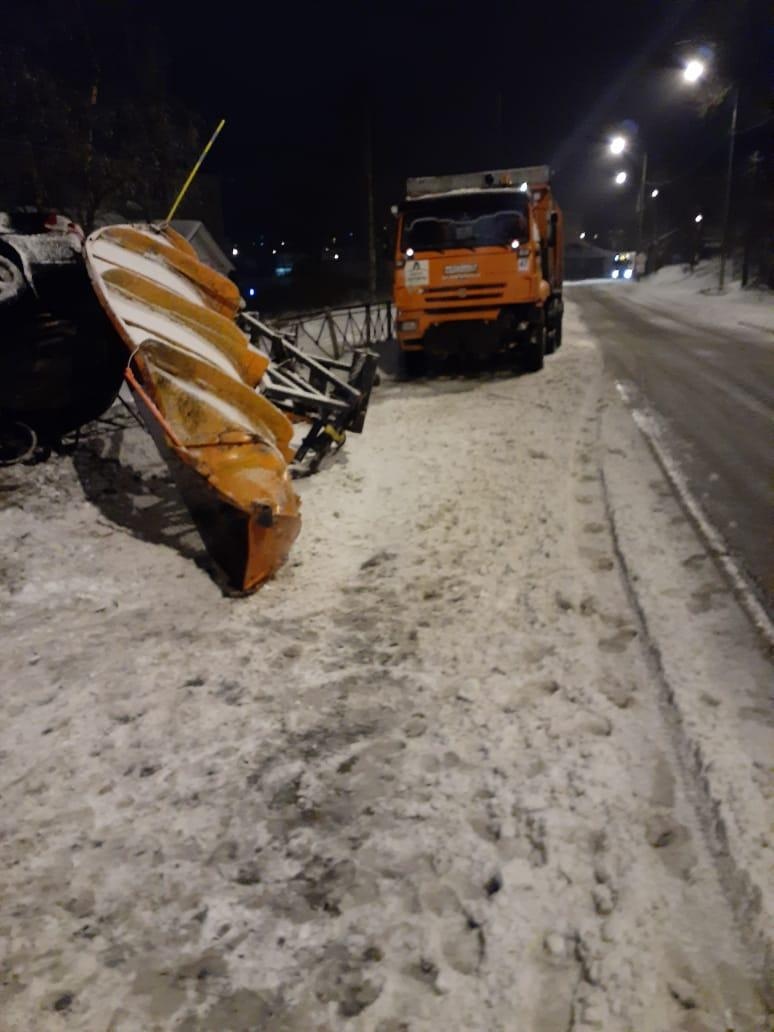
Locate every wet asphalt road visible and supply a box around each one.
[569,282,774,615]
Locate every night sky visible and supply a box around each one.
[5,0,771,248]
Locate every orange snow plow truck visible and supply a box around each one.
[393,166,563,372]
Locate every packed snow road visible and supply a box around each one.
[569,281,774,618]
[0,301,772,1031]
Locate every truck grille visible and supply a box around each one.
[423,282,506,306]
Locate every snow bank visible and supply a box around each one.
[631,261,774,336]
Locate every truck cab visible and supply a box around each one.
[393,167,563,372]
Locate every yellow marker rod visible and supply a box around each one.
[165,118,226,222]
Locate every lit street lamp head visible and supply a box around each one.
[683,59,705,84]
[694,213,703,223]
[609,135,626,156]
[651,188,659,198]
[614,170,628,185]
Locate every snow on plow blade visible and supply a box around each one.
[85,224,301,592]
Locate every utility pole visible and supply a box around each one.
[635,150,648,275]
[741,150,763,287]
[718,84,739,292]
[364,101,377,303]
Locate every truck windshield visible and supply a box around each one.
[401,192,530,252]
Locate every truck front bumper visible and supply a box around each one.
[396,306,502,350]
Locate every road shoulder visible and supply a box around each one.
[601,379,774,988]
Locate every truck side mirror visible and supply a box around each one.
[548,211,558,248]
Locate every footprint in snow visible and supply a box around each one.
[597,628,637,653]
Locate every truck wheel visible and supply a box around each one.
[0,255,26,313]
[398,349,425,380]
[545,308,563,355]
[553,315,563,350]
[521,325,545,373]
[0,419,37,466]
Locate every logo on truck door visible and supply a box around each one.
[405,259,429,288]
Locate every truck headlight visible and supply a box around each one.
[611,269,620,279]
[623,268,633,280]
[398,320,418,332]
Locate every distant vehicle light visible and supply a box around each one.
[623,268,633,280]
[579,232,586,240]
[272,248,277,255]
[334,253,340,260]
[510,239,520,250]
[615,253,620,261]
[611,269,620,279]
[231,247,239,256]
[248,287,255,296]
[405,247,415,257]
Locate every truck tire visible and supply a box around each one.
[553,313,563,350]
[544,303,563,355]
[398,348,425,380]
[0,255,26,314]
[0,419,37,466]
[521,323,545,373]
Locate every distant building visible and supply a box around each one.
[564,240,616,280]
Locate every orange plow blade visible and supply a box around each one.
[85,223,300,592]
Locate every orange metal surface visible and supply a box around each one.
[394,247,544,343]
[100,267,269,387]
[85,223,301,591]
[99,225,242,317]
[392,178,563,349]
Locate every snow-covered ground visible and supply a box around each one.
[599,261,774,336]
[1,301,772,1031]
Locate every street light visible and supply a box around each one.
[614,170,628,185]
[651,188,659,198]
[579,232,586,240]
[684,52,739,290]
[694,213,703,223]
[683,59,705,84]
[609,135,627,156]
[231,246,239,256]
